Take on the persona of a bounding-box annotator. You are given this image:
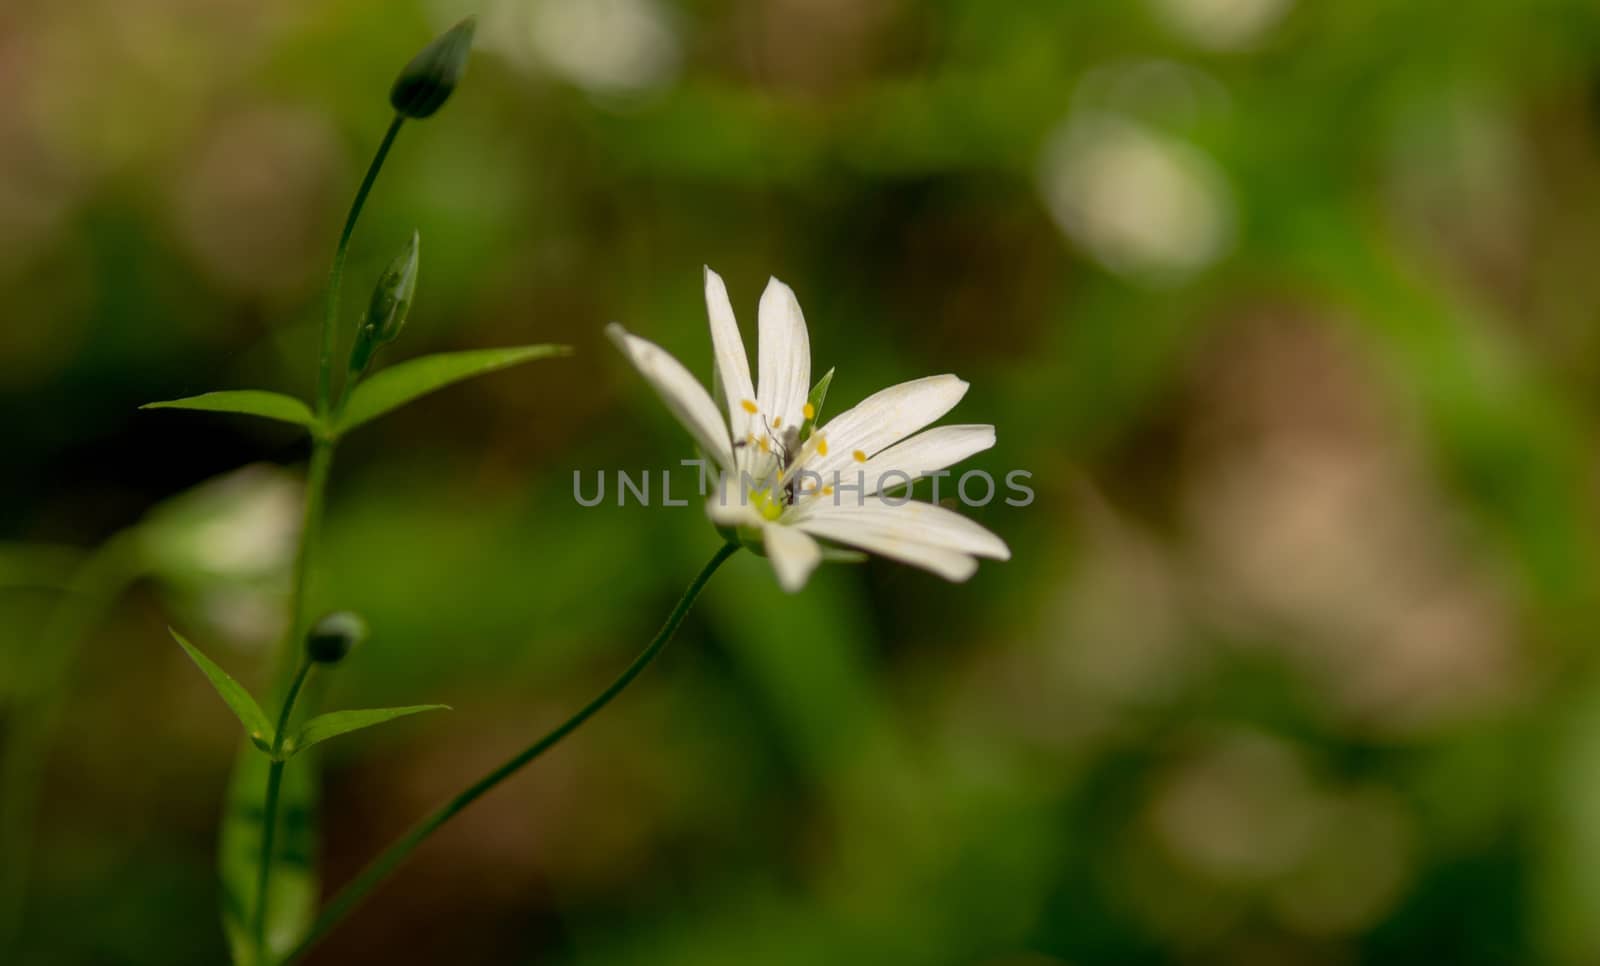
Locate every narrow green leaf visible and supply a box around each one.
[220,739,318,964]
[799,367,834,441]
[336,345,571,434]
[142,390,316,430]
[285,705,450,758]
[170,630,273,746]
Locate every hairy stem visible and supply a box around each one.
[283,543,741,962]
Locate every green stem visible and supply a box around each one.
[318,114,404,419]
[281,113,402,684]
[254,762,285,957]
[255,659,315,960]
[245,111,402,966]
[283,543,741,963]
[283,439,335,668]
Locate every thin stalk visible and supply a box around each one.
[318,114,404,419]
[282,439,334,674]
[283,543,741,963]
[274,113,403,688]
[255,659,315,960]
[248,114,403,965]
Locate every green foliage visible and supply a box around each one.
[141,391,317,430]
[219,742,318,965]
[26,0,1600,963]
[799,367,834,442]
[141,347,571,441]
[170,630,273,748]
[349,231,420,376]
[335,345,571,433]
[284,705,450,758]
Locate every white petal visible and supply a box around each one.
[806,375,969,479]
[704,267,756,439]
[853,424,996,497]
[756,277,812,433]
[764,523,822,592]
[607,324,733,471]
[793,496,1010,560]
[793,512,979,582]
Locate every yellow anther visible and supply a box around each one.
[817,438,829,457]
[757,437,770,453]
[741,399,759,414]
[852,449,867,463]
[822,485,834,496]
[803,403,815,420]
[772,416,782,428]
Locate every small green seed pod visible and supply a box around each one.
[349,230,419,375]
[306,611,368,665]
[390,17,476,119]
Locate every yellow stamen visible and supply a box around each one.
[741,399,758,414]
[822,485,834,496]
[852,449,867,463]
[757,437,770,453]
[772,416,782,428]
[803,403,815,420]
[818,438,829,457]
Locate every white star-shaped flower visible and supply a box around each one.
[607,268,1011,592]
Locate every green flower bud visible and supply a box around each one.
[349,230,419,375]
[390,17,476,119]
[306,611,368,665]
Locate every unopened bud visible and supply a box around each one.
[306,611,368,665]
[349,230,419,374]
[390,17,476,119]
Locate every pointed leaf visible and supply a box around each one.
[285,705,450,758]
[799,367,834,442]
[170,630,273,746]
[336,345,571,434]
[142,391,316,430]
[220,738,318,964]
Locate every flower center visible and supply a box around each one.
[749,481,787,522]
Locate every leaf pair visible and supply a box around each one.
[143,345,571,438]
[171,631,446,760]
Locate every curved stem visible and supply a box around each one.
[275,114,403,678]
[318,114,404,419]
[243,111,402,966]
[283,543,740,963]
[255,659,315,960]
[279,113,401,687]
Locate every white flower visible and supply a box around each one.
[607,268,1010,592]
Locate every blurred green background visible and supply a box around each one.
[8,0,1600,962]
